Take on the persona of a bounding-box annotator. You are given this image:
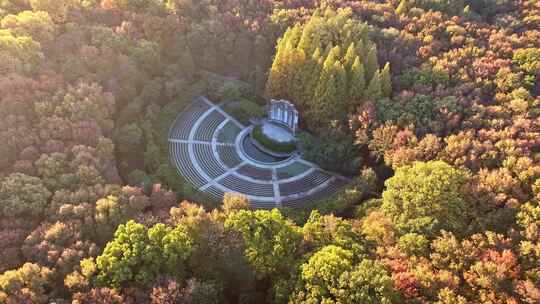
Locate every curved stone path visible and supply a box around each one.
[168,96,348,209]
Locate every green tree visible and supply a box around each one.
[115,123,143,154]
[225,209,302,279]
[311,46,342,130]
[131,39,162,75]
[103,0,165,14]
[96,220,193,287]
[96,221,162,286]
[397,233,430,256]
[381,161,472,237]
[265,27,297,100]
[396,0,411,15]
[290,245,398,303]
[337,259,400,304]
[343,42,357,71]
[365,45,379,82]
[289,48,308,106]
[303,211,364,255]
[348,56,366,105]
[144,141,161,173]
[364,69,382,101]
[1,11,56,45]
[35,153,69,191]
[0,173,51,218]
[29,0,79,23]
[183,279,224,304]
[265,7,389,133]
[222,193,250,213]
[513,48,540,87]
[293,245,354,303]
[0,263,52,303]
[380,62,392,97]
[0,29,43,73]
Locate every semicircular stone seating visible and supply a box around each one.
[169,96,348,209]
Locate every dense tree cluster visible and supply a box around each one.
[266,7,392,132]
[0,0,539,303]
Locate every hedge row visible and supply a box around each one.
[251,124,297,153]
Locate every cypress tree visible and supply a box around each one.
[281,40,297,96]
[276,27,293,57]
[356,39,366,59]
[365,45,378,82]
[396,0,410,15]
[380,62,392,97]
[322,43,335,58]
[325,46,341,65]
[349,56,366,106]
[304,47,323,105]
[265,54,285,98]
[334,61,348,120]
[343,42,357,74]
[323,6,336,19]
[298,18,316,53]
[265,28,292,98]
[364,69,382,101]
[312,47,322,66]
[290,48,308,108]
[265,7,385,133]
[288,24,303,48]
[312,47,341,130]
[309,47,324,83]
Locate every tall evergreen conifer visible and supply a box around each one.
[334,61,348,119]
[365,45,378,82]
[312,46,341,130]
[343,42,357,73]
[265,7,391,133]
[349,56,366,106]
[396,0,410,15]
[364,69,382,101]
[290,49,308,108]
[380,62,392,97]
[265,28,292,98]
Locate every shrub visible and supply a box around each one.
[251,125,297,154]
[222,98,265,125]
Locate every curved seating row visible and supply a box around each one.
[250,200,278,210]
[237,164,273,181]
[279,170,331,196]
[193,143,227,179]
[276,161,311,180]
[281,178,347,208]
[194,110,225,141]
[205,185,226,200]
[217,145,243,169]
[277,171,294,180]
[170,100,211,140]
[170,142,207,188]
[217,121,242,143]
[219,174,275,197]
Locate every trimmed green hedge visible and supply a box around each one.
[222,98,265,125]
[251,125,297,154]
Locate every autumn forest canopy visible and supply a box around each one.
[0,0,539,303]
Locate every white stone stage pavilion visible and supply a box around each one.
[268,99,299,135]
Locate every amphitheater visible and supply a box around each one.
[168,96,348,209]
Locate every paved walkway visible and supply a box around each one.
[168,97,348,209]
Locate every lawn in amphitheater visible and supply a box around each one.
[168,96,349,209]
